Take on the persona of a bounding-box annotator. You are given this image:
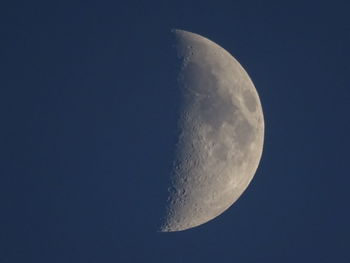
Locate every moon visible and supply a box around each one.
[161,30,264,232]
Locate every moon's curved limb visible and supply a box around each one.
[161,30,264,232]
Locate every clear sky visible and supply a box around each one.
[1,0,349,262]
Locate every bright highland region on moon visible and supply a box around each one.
[161,30,264,232]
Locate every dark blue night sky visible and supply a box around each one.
[1,0,349,262]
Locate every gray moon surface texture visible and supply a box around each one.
[161,30,264,232]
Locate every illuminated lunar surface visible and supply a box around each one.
[161,30,264,232]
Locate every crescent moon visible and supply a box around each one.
[161,30,264,232]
